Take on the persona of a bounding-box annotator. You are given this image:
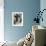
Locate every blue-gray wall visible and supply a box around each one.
[4,0,40,42]
[40,0,46,27]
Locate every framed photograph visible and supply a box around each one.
[12,12,23,26]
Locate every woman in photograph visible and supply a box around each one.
[14,14,22,25]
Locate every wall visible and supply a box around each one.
[4,0,40,42]
[40,0,46,27]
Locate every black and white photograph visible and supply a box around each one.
[12,12,23,26]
